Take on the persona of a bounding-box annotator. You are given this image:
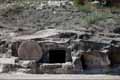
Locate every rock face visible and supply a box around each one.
[3,29,119,74]
[0,0,120,74]
[39,64,62,74]
[0,57,18,73]
[16,60,37,74]
[73,56,83,73]
[1,27,120,74]
[18,40,43,61]
[62,62,74,74]
[81,52,110,70]
[38,62,74,74]
[108,47,120,66]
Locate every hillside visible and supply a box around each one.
[0,0,120,34]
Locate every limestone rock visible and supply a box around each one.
[16,68,33,74]
[0,57,18,65]
[39,64,62,74]
[82,52,110,69]
[18,60,36,68]
[0,64,11,73]
[0,57,19,73]
[18,40,43,61]
[73,57,83,73]
[62,62,74,74]
[16,60,37,74]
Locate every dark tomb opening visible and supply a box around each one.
[49,49,66,63]
[81,55,87,70]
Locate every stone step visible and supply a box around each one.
[0,57,18,65]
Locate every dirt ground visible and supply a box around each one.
[0,74,120,80]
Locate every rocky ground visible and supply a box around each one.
[0,0,120,33]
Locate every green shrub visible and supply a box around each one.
[73,0,85,7]
[73,0,93,13]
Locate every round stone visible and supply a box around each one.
[18,40,43,61]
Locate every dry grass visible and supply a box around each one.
[80,11,113,26]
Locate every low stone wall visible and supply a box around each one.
[38,62,74,74]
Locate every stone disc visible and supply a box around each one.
[18,40,43,61]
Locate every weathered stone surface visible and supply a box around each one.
[11,41,21,57]
[18,40,43,61]
[62,62,74,74]
[0,0,120,75]
[0,64,11,73]
[39,64,62,74]
[38,62,74,74]
[108,47,120,66]
[16,68,33,74]
[81,52,110,70]
[0,57,19,73]
[0,57,18,65]
[73,56,83,73]
[16,60,37,74]
[18,60,36,68]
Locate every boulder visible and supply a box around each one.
[18,40,43,61]
[81,52,110,70]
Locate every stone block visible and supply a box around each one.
[0,57,19,73]
[73,57,83,73]
[0,64,12,73]
[16,60,37,74]
[62,62,74,74]
[17,60,36,68]
[16,68,34,74]
[0,57,18,65]
[39,63,62,74]
[81,52,110,70]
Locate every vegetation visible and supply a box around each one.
[80,12,113,26]
[73,0,93,13]
[73,0,85,6]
